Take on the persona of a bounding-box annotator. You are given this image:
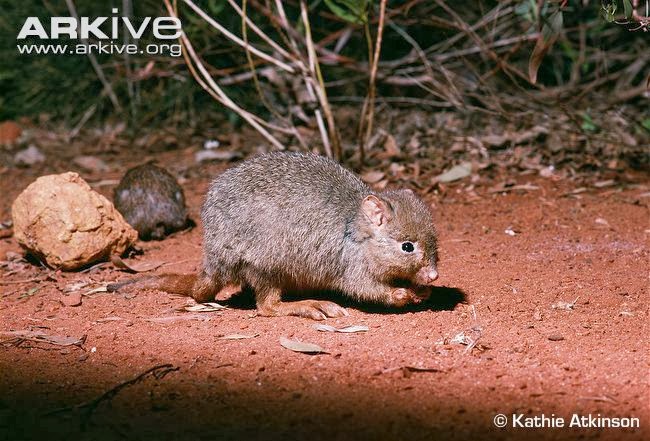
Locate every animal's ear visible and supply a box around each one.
[361,195,392,226]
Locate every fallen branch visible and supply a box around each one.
[45,364,179,419]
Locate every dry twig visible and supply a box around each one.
[358,0,388,164]
[45,364,179,421]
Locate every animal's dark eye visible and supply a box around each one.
[401,242,414,253]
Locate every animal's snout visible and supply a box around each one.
[415,266,439,286]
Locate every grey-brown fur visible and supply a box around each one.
[196,152,439,319]
[114,163,188,240]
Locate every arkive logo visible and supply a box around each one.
[17,8,181,40]
[15,8,182,57]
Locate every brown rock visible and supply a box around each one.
[11,172,137,270]
[0,121,22,144]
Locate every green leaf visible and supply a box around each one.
[601,1,617,22]
[581,113,597,132]
[324,0,368,24]
[623,0,633,18]
[208,0,226,15]
[641,119,650,131]
[515,1,534,21]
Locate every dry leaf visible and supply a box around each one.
[2,330,84,347]
[279,337,327,354]
[83,285,109,296]
[89,179,120,188]
[594,218,610,227]
[146,314,212,323]
[314,324,369,333]
[73,155,109,173]
[184,302,226,312]
[361,170,385,184]
[219,333,259,340]
[593,179,615,188]
[562,187,588,197]
[489,183,540,193]
[450,331,473,346]
[374,179,389,191]
[402,366,442,373]
[94,316,123,324]
[529,11,563,84]
[63,281,89,293]
[480,134,509,148]
[111,255,164,273]
[449,327,483,353]
[436,162,472,183]
[481,126,548,148]
[380,366,444,377]
[382,133,401,158]
[552,297,578,310]
[195,150,241,163]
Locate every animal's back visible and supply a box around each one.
[114,163,188,240]
[201,152,369,289]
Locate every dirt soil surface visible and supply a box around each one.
[0,148,648,441]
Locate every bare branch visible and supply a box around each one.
[181,0,296,73]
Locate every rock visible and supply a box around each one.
[0,121,22,144]
[61,292,83,307]
[11,172,137,270]
[14,145,45,167]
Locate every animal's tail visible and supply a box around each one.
[107,273,197,297]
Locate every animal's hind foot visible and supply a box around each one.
[258,299,349,320]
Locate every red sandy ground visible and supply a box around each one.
[0,153,648,441]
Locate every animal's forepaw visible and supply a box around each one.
[388,288,418,307]
[388,286,432,307]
